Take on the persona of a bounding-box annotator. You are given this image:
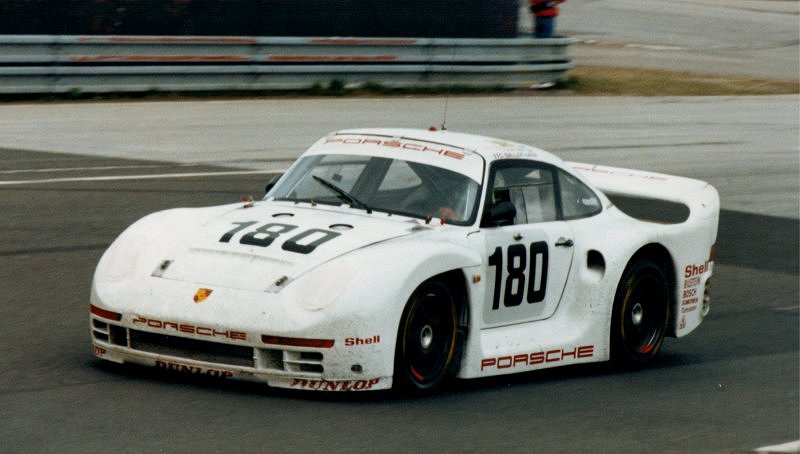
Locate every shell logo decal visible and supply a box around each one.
[193,288,213,303]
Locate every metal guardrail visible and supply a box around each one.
[0,35,575,94]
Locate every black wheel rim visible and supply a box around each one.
[622,274,667,358]
[402,288,456,386]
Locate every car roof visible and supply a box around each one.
[328,128,566,166]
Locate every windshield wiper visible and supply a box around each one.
[312,175,372,214]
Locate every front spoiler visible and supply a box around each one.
[92,341,392,392]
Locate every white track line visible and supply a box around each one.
[0,163,199,175]
[0,169,281,186]
[754,440,800,453]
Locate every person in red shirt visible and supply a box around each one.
[530,0,565,38]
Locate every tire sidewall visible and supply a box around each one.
[393,280,457,394]
[610,260,671,366]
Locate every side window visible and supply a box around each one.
[558,170,602,220]
[488,162,557,225]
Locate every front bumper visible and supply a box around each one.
[90,307,392,392]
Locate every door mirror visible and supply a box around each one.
[482,201,517,227]
[264,174,283,195]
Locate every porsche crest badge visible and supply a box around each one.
[193,288,213,303]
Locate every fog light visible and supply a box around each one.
[351,364,363,373]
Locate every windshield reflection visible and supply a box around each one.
[267,154,481,225]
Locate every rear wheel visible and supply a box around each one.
[394,280,457,393]
[610,260,670,366]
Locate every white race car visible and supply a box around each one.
[90,128,719,393]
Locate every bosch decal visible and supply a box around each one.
[681,260,710,312]
[684,275,701,288]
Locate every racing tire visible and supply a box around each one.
[394,280,458,394]
[610,259,670,367]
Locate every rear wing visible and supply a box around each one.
[567,162,719,227]
[568,162,720,338]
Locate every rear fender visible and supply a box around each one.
[569,162,720,337]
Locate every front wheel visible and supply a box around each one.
[394,280,457,393]
[610,260,670,367]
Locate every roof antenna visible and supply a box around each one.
[440,94,449,131]
[439,45,458,131]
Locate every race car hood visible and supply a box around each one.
[144,202,419,292]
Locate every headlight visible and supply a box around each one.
[98,234,153,282]
[293,260,359,311]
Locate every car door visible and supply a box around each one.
[474,160,576,327]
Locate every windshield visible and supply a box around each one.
[267,154,481,225]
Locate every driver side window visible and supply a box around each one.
[488,162,557,225]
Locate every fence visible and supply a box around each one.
[0,35,575,94]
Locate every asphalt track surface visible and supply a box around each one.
[559,0,799,81]
[0,138,797,451]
